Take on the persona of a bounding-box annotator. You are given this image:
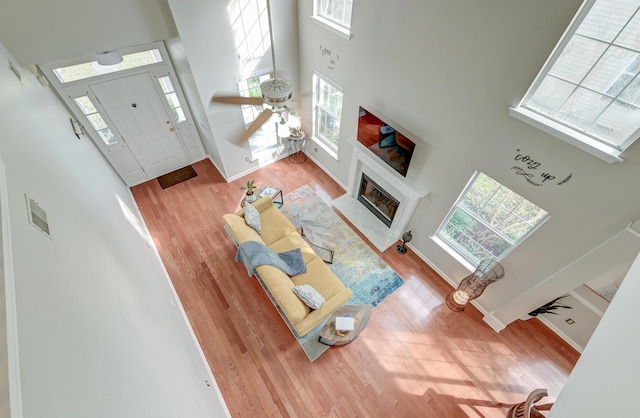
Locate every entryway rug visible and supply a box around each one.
[157,165,198,189]
[280,185,405,361]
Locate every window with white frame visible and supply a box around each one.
[312,0,354,38]
[312,71,344,156]
[74,96,117,146]
[237,70,279,158]
[511,0,640,162]
[435,172,550,266]
[52,49,163,83]
[158,76,186,123]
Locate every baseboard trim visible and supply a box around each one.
[404,243,507,332]
[482,313,507,333]
[212,149,289,183]
[306,153,347,191]
[405,243,457,288]
[131,188,232,417]
[537,316,584,353]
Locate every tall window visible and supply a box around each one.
[511,0,640,163]
[312,0,354,38]
[237,70,279,158]
[435,172,549,266]
[312,72,344,157]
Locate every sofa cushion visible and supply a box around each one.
[223,213,262,243]
[256,265,310,324]
[268,231,318,264]
[292,284,326,310]
[291,257,347,300]
[243,202,261,234]
[259,206,298,246]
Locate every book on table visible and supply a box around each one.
[260,186,278,198]
[335,316,355,332]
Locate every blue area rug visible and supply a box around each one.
[280,185,404,361]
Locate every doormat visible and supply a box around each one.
[157,165,198,189]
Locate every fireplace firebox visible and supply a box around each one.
[357,173,400,227]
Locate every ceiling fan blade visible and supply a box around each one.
[212,95,264,106]
[238,108,273,143]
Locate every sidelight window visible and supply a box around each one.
[74,96,117,145]
[158,76,186,123]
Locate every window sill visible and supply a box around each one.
[509,106,624,164]
[309,136,339,160]
[311,16,352,40]
[430,235,476,272]
[249,144,284,162]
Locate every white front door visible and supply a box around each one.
[90,73,189,179]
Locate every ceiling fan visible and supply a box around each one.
[211,0,293,143]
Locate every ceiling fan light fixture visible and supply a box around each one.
[260,78,293,108]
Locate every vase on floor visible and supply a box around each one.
[446,259,504,312]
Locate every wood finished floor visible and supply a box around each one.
[131,158,579,418]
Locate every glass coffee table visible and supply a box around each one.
[300,218,335,263]
[241,186,283,208]
[319,304,373,346]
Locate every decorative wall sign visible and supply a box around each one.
[319,45,340,70]
[511,149,572,187]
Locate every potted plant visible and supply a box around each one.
[241,180,258,203]
[241,180,257,195]
[527,295,573,317]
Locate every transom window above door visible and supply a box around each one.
[52,49,163,83]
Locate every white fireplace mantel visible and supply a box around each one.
[333,147,429,252]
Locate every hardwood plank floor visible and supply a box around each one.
[131,158,579,418]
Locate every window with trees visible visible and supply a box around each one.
[313,0,353,37]
[435,172,550,266]
[312,71,343,157]
[510,0,640,162]
[236,70,279,159]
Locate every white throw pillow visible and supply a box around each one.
[243,203,261,234]
[292,284,326,310]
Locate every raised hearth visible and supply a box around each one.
[333,147,429,252]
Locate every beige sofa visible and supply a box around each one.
[223,196,352,337]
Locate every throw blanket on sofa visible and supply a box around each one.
[236,241,307,277]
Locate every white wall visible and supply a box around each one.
[548,250,640,417]
[0,0,177,65]
[295,0,640,328]
[167,0,300,180]
[3,0,640,335]
[0,42,229,418]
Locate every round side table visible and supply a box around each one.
[288,133,307,164]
